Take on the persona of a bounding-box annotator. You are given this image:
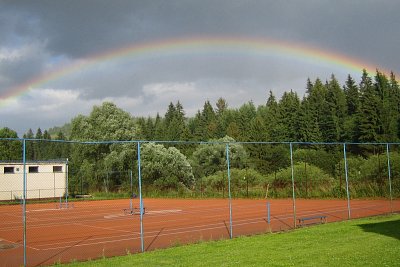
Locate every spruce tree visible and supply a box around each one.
[342,75,360,141]
[236,101,257,141]
[263,91,285,141]
[145,117,155,140]
[343,74,360,116]
[356,70,379,142]
[325,75,346,141]
[298,97,323,142]
[215,98,228,138]
[153,113,164,140]
[278,90,301,141]
[374,70,398,141]
[389,72,400,139]
[23,129,35,160]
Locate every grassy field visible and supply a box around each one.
[58,214,400,267]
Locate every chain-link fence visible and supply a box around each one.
[0,139,399,266]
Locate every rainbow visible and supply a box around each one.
[0,36,390,107]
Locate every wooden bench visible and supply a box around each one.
[298,215,327,227]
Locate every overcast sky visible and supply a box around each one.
[1,0,399,137]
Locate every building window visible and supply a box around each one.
[29,166,39,173]
[4,167,14,174]
[53,166,63,172]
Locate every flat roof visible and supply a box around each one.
[0,160,67,165]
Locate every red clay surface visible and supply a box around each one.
[0,198,398,267]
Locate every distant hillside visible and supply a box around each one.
[48,123,71,139]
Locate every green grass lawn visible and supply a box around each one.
[59,214,400,267]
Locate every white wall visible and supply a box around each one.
[0,162,67,201]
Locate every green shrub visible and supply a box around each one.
[266,162,335,198]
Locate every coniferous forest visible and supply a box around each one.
[1,69,400,199]
[1,69,398,144]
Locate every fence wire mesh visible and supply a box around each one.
[0,139,399,266]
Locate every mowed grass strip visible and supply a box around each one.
[59,214,400,267]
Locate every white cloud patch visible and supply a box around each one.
[0,43,46,62]
[0,48,22,61]
[143,82,196,96]
[4,88,81,116]
[102,96,144,112]
[0,87,147,136]
[139,80,264,117]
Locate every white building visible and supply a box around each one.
[0,160,68,201]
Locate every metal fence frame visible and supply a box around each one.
[0,138,398,266]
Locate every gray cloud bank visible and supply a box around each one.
[0,0,399,136]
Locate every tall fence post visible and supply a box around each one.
[386,143,393,213]
[343,143,351,219]
[66,158,69,205]
[137,141,144,252]
[22,139,27,267]
[226,143,233,239]
[290,143,297,228]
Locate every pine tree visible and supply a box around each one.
[236,101,257,141]
[52,131,69,159]
[298,97,323,142]
[300,79,327,142]
[136,117,147,139]
[35,128,43,139]
[325,75,347,141]
[0,127,22,160]
[213,98,228,138]
[145,117,155,140]
[344,75,360,116]
[215,97,228,115]
[153,113,164,140]
[389,72,400,139]
[195,101,217,140]
[189,111,204,141]
[263,91,285,141]
[23,129,35,160]
[374,70,398,141]
[33,128,43,160]
[278,90,301,141]
[164,102,177,132]
[163,101,188,141]
[356,70,379,142]
[342,75,360,141]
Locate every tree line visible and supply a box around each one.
[0,69,399,198]
[1,69,399,144]
[133,69,400,144]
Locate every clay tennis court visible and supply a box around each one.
[0,198,398,267]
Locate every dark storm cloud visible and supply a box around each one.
[0,0,399,136]
[2,0,398,67]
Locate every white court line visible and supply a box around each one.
[26,208,63,212]
[34,221,230,251]
[147,209,182,214]
[104,209,182,219]
[23,203,391,251]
